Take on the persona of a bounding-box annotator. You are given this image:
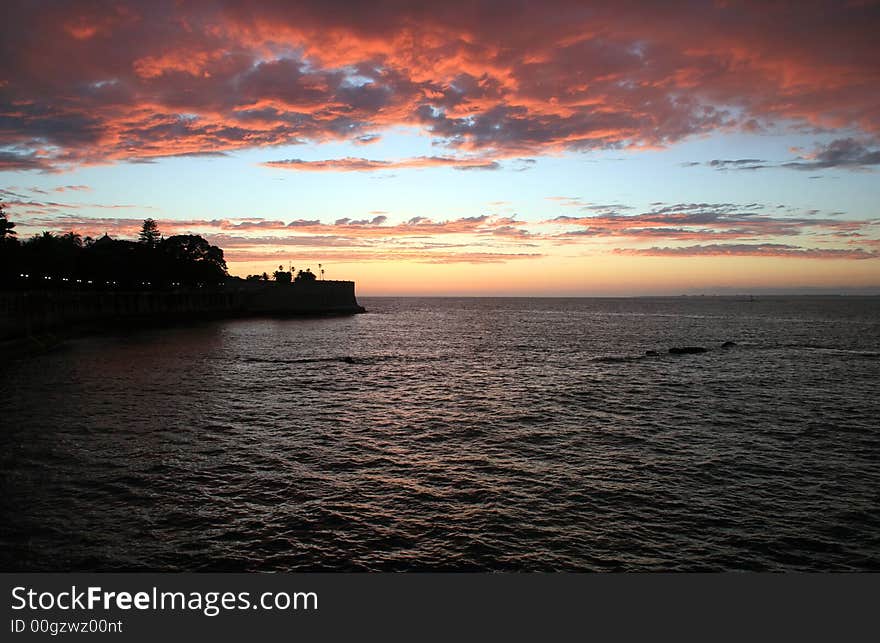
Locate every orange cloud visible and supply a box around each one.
[5,192,877,268]
[1,1,878,170]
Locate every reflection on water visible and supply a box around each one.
[1,296,879,570]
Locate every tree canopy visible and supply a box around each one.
[138,218,161,247]
[273,265,292,283]
[0,203,16,242]
[0,217,227,290]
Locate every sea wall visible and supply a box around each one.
[0,280,364,340]
[245,280,365,314]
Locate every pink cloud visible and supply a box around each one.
[224,249,543,264]
[6,211,536,242]
[5,197,877,264]
[0,1,878,171]
[614,244,879,260]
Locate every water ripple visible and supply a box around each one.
[1,296,879,571]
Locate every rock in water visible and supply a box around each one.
[645,350,659,356]
[721,341,737,348]
[669,346,707,355]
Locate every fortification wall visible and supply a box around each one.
[246,280,365,314]
[0,281,364,340]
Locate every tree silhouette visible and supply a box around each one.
[160,235,227,285]
[273,264,292,283]
[138,218,161,247]
[60,231,83,248]
[0,203,19,286]
[0,203,16,243]
[0,219,233,290]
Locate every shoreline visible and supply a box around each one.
[0,307,367,361]
[0,282,366,358]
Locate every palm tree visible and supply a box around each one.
[61,231,83,248]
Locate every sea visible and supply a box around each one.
[1,296,879,571]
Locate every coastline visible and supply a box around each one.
[0,280,366,357]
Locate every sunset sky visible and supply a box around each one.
[1,0,879,295]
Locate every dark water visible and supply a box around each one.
[2,296,879,571]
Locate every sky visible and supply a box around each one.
[1,0,879,295]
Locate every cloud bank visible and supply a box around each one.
[1,1,879,171]
[5,188,877,266]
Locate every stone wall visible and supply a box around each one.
[0,281,364,340]
[245,280,365,314]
